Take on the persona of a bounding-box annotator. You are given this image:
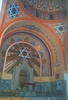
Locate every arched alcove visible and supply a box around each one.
[19,70,28,90]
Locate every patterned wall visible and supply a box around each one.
[0,0,67,81]
[21,0,67,20]
[1,31,52,77]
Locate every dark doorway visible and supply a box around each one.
[19,70,28,90]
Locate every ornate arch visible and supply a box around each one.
[3,42,42,77]
[1,19,65,79]
[1,30,53,77]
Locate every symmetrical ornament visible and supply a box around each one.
[55,23,66,35]
[8,3,20,18]
[1,32,51,76]
[21,0,67,20]
[3,43,40,76]
[19,48,30,59]
[23,25,41,32]
[25,0,66,12]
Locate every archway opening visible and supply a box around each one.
[19,70,28,90]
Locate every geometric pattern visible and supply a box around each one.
[21,0,67,20]
[1,32,51,76]
[3,42,41,76]
[55,23,66,35]
[26,0,66,12]
[19,48,30,60]
[8,3,20,18]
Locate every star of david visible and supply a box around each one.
[8,3,20,18]
[19,48,30,60]
[55,23,66,35]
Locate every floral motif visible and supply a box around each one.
[55,23,66,35]
[8,3,20,18]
